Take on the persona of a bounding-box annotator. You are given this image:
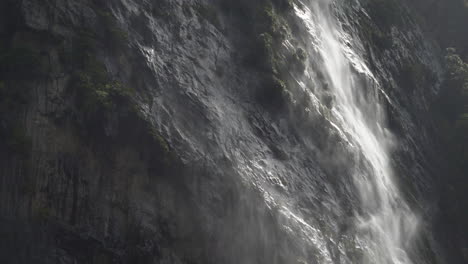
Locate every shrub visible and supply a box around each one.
[437,49,468,121]
[72,66,133,116]
[262,4,290,41]
[221,0,294,107]
[257,32,276,72]
[445,48,468,86]
[66,31,134,127]
[291,47,307,71]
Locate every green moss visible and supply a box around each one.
[272,76,286,92]
[262,4,290,41]
[433,49,468,175]
[291,47,307,71]
[257,32,276,72]
[72,67,133,116]
[68,31,134,118]
[436,49,468,122]
[235,0,294,107]
[445,48,468,86]
[149,128,170,155]
[64,24,172,168]
[294,47,306,61]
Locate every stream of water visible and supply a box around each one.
[295,1,419,263]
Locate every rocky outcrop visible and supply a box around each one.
[0,0,306,263]
[0,0,460,263]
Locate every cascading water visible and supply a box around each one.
[292,0,419,263]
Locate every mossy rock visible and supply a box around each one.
[262,4,290,41]
[291,47,307,72]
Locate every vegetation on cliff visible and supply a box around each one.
[415,0,468,260]
[220,0,303,109]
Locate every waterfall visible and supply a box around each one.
[294,1,419,263]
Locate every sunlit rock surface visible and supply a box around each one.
[0,0,460,263]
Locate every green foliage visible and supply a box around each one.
[437,49,468,122]
[257,32,276,72]
[73,70,132,115]
[207,0,295,108]
[257,75,287,107]
[294,47,306,62]
[97,11,128,51]
[195,3,221,29]
[63,22,171,166]
[247,4,291,73]
[445,48,468,87]
[291,47,307,71]
[148,127,170,157]
[433,49,468,177]
[67,32,133,119]
[262,4,290,41]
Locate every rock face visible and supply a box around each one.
[0,0,461,263]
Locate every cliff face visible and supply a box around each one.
[0,0,205,262]
[0,0,300,262]
[0,0,460,263]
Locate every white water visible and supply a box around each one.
[295,1,419,263]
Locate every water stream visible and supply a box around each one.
[294,1,419,263]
